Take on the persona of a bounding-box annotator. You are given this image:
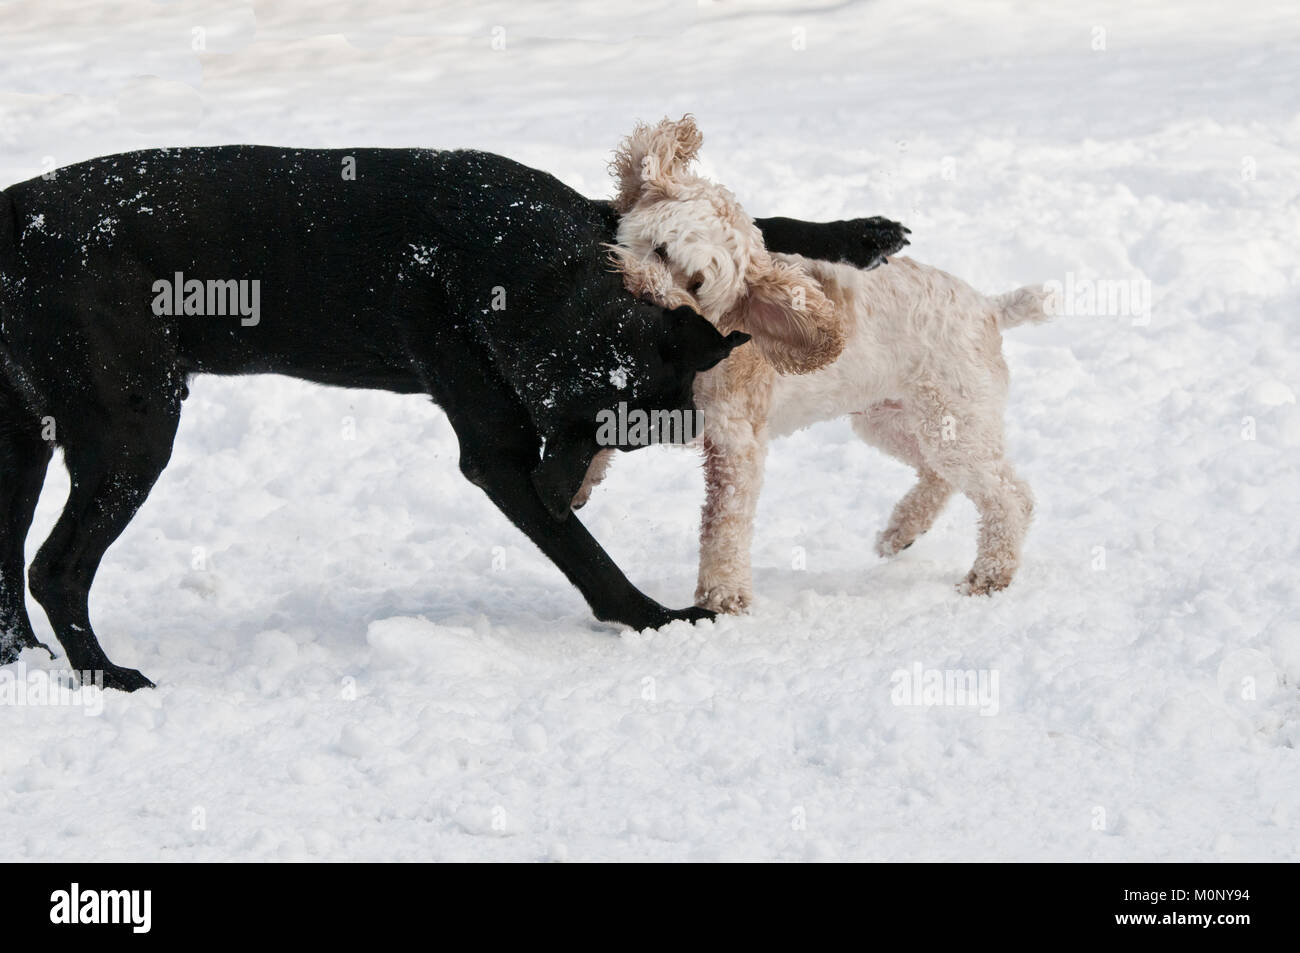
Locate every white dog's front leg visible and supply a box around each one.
[695,429,767,614]
[570,448,616,510]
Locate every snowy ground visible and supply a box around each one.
[2,0,1298,861]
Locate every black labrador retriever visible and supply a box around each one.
[0,146,907,690]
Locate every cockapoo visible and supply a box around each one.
[589,117,1049,612]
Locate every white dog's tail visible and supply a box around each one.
[993,285,1051,330]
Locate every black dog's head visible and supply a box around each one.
[638,303,752,424]
[530,300,749,519]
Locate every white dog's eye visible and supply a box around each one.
[688,274,704,295]
[653,244,668,260]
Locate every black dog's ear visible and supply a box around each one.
[702,330,751,371]
[532,429,597,521]
[662,305,751,372]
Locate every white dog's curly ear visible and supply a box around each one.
[605,243,697,311]
[729,254,844,375]
[610,115,703,212]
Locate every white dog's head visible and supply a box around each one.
[607,116,842,375]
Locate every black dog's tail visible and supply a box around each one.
[0,188,44,419]
[0,188,13,277]
[0,187,18,313]
[0,187,17,344]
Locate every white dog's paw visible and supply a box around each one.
[875,526,916,558]
[695,585,752,615]
[958,566,1013,596]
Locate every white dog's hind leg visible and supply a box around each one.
[958,460,1034,594]
[696,429,767,613]
[909,388,1032,594]
[876,468,954,557]
[851,404,955,557]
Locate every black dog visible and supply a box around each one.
[0,146,907,690]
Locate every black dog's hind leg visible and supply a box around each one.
[28,408,180,691]
[0,411,54,664]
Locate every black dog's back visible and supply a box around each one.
[0,146,747,689]
[4,148,624,387]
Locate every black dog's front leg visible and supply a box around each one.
[753,215,910,270]
[591,199,907,270]
[461,451,709,630]
[424,343,709,631]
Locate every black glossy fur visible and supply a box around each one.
[0,146,907,690]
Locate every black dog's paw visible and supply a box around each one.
[0,632,56,665]
[92,665,156,693]
[838,216,910,270]
[666,605,715,626]
[622,604,715,630]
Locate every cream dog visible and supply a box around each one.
[589,117,1049,611]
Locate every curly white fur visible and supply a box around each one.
[608,116,844,375]
[595,117,1049,611]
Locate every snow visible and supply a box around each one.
[1,0,1297,861]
